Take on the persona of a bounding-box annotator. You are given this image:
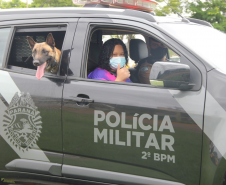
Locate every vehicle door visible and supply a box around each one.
[62,18,206,185]
[0,19,77,176]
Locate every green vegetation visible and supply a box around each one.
[156,0,226,33]
[30,0,78,8]
[188,0,226,33]
[0,0,26,9]
[0,0,80,9]
[1,178,15,183]
[0,0,225,33]
[155,0,184,16]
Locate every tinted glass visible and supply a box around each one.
[0,27,10,67]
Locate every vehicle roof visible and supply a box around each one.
[0,7,184,23]
[0,7,212,31]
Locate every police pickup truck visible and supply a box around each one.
[0,6,226,185]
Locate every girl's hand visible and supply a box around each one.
[115,64,130,82]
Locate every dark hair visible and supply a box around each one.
[149,37,161,43]
[99,38,128,71]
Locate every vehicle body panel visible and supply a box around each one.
[0,18,77,177]
[62,17,207,185]
[0,7,225,185]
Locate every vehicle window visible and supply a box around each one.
[7,25,67,76]
[86,27,181,85]
[168,49,180,62]
[0,27,11,67]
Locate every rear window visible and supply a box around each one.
[7,25,67,76]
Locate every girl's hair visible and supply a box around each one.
[99,38,128,71]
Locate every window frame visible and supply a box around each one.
[83,24,181,76]
[82,24,189,87]
[0,26,14,69]
[2,21,77,78]
[68,18,203,91]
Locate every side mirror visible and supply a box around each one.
[149,62,194,90]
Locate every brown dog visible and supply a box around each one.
[27,33,61,80]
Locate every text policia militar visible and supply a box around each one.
[94,110,175,151]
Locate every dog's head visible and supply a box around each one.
[27,33,57,79]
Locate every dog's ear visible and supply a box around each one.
[46,33,55,48]
[27,36,36,49]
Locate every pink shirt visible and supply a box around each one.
[88,68,132,82]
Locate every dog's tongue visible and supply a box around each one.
[36,62,46,80]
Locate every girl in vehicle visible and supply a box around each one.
[88,38,131,82]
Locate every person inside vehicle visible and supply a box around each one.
[88,38,132,82]
[138,38,168,84]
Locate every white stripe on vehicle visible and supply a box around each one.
[0,70,49,162]
[169,86,205,129]
[170,86,226,160]
[204,91,226,159]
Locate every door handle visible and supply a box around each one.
[71,97,94,103]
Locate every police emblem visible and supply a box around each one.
[3,92,42,152]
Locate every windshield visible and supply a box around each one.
[159,23,226,73]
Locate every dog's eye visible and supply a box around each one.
[33,49,36,53]
[42,49,49,54]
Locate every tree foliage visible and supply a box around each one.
[187,0,226,32]
[30,0,78,8]
[155,0,185,16]
[0,0,26,9]
[0,0,80,9]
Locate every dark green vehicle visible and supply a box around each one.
[0,5,226,185]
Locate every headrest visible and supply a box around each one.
[130,39,148,63]
[88,43,101,65]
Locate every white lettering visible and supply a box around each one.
[145,133,160,149]
[158,115,175,133]
[138,114,152,130]
[94,110,105,126]
[161,134,174,151]
[161,154,167,161]
[115,130,125,146]
[167,155,175,163]
[154,153,160,161]
[106,111,120,127]
[94,128,107,143]
[121,112,132,129]
[133,113,139,129]
[109,129,114,144]
[127,131,131,146]
[153,115,158,131]
[132,131,144,147]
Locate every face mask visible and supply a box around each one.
[150,47,168,60]
[109,57,126,70]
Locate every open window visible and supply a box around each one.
[86,28,146,76]
[86,27,181,84]
[7,25,67,76]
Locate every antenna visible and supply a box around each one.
[162,0,190,23]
